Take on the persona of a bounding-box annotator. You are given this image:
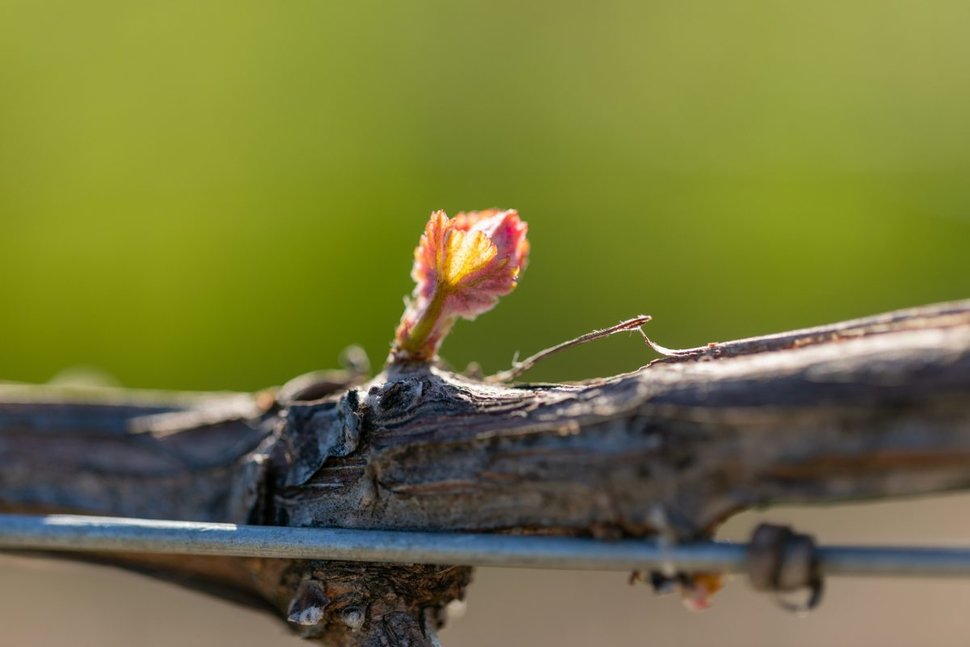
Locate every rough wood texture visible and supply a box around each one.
[1,300,969,645]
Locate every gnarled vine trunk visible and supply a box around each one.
[1,301,969,645]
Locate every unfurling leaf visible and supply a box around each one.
[392,209,530,362]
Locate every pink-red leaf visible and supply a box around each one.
[392,209,529,361]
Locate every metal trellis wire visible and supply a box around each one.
[1,513,970,580]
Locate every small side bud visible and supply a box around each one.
[287,579,330,627]
[339,606,367,631]
[680,572,725,611]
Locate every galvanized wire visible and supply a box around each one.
[1,513,970,578]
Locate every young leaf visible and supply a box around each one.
[392,210,530,362]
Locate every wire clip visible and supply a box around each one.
[747,523,823,611]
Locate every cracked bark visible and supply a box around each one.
[1,300,969,645]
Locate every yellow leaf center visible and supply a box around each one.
[440,229,497,288]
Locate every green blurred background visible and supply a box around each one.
[2,0,967,391]
[2,3,970,645]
